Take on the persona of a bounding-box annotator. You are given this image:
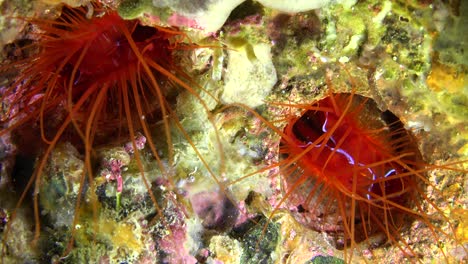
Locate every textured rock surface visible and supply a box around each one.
[221,43,277,107]
[0,0,466,263]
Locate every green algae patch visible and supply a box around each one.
[230,217,280,264]
[307,255,345,264]
[118,0,155,19]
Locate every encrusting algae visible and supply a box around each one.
[0,0,467,263]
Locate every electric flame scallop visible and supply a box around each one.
[0,2,220,260]
[277,91,463,257]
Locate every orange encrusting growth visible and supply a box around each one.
[0,2,221,259]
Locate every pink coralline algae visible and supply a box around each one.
[167,13,203,30]
[190,190,239,232]
[124,133,147,154]
[151,184,198,264]
[101,158,124,193]
[102,134,147,194]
